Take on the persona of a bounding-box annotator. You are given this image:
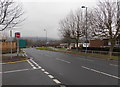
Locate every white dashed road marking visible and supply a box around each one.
[23,50,27,57]
[30,59,42,69]
[24,51,62,85]
[56,58,71,64]
[3,69,29,74]
[53,79,61,84]
[44,72,49,74]
[79,58,94,62]
[110,64,118,67]
[27,60,37,69]
[48,75,54,79]
[41,69,45,71]
[82,66,120,79]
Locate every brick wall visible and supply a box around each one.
[90,39,108,47]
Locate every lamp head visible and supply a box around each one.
[81,6,86,8]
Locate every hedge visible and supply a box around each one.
[81,47,120,52]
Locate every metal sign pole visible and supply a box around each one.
[15,32,20,56]
[17,38,19,56]
[10,30,12,58]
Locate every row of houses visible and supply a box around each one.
[60,35,120,48]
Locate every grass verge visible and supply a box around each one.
[36,47,119,61]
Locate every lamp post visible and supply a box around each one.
[117,0,120,22]
[10,30,12,58]
[44,29,47,47]
[81,6,88,54]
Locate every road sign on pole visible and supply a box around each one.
[15,32,20,38]
[15,32,20,56]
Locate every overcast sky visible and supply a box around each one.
[13,0,105,39]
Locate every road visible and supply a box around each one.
[2,48,119,86]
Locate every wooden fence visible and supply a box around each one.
[0,41,17,53]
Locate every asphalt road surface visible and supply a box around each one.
[2,48,119,86]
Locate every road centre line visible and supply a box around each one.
[22,54,25,57]
[44,71,49,74]
[81,66,120,79]
[56,58,71,64]
[24,51,63,84]
[110,64,118,67]
[29,59,62,84]
[78,58,94,62]
[48,75,54,79]
[30,59,42,69]
[24,53,27,57]
[53,79,61,84]
[41,69,45,71]
[27,60,37,69]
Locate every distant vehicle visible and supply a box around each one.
[66,48,72,51]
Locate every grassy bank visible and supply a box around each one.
[36,47,119,61]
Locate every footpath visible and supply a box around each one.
[1,52,30,64]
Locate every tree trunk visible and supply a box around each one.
[68,42,71,48]
[109,39,115,59]
[76,39,79,51]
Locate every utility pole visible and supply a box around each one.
[81,6,88,54]
[44,29,47,47]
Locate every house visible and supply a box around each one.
[89,34,120,48]
[115,34,120,47]
[89,39,109,47]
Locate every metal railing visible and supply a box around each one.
[80,50,120,56]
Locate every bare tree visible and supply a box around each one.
[0,0,24,31]
[59,10,86,50]
[59,16,73,48]
[89,0,120,56]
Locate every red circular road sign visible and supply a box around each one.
[15,32,20,38]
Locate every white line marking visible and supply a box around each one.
[24,53,27,57]
[48,75,54,79]
[110,64,118,67]
[44,72,49,74]
[22,54,25,56]
[79,58,94,62]
[3,69,29,74]
[30,59,42,69]
[53,79,61,84]
[41,69,45,71]
[27,60,37,69]
[56,58,71,63]
[82,66,120,79]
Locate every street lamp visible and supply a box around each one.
[81,6,88,54]
[10,30,12,58]
[44,29,47,47]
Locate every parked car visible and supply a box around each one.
[66,48,72,51]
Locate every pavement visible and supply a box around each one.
[2,48,120,86]
[2,61,56,85]
[2,52,57,85]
